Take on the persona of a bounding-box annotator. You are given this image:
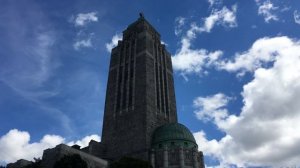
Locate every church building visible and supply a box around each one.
[100,13,205,168]
[7,14,205,168]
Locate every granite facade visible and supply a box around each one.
[101,15,177,161]
[150,147,205,168]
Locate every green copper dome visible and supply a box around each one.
[151,123,197,149]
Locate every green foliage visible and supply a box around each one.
[53,154,87,168]
[110,157,152,168]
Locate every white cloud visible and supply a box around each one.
[69,12,98,51]
[207,0,222,7]
[172,31,223,76]
[256,0,279,23]
[280,6,291,12]
[0,129,100,164]
[201,5,237,33]
[183,5,237,36]
[193,93,229,121]
[0,3,58,90]
[70,12,96,51]
[172,5,236,77]
[194,131,222,157]
[73,38,92,50]
[0,4,75,135]
[2,32,56,89]
[175,17,186,36]
[0,129,64,163]
[218,36,293,75]
[105,33,122,52]
[73,12,98,26]
[193,36,300,167]
[172,46,223,76]
[193,93,235,130]
[27,33,56,86]
[0,32,70,133]
[67,134,100,147]
[194,131,232,168]
[294,10,300,25]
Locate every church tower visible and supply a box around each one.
[7,13,204,168]
[101,13,177,160]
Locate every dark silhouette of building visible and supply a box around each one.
[101,14,205,167]
[101,13,177,161]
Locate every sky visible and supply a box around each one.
[0,0,300,167]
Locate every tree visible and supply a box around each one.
[53,154,87,168]
[110,157,152,168]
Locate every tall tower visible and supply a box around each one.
[101,14,177,160]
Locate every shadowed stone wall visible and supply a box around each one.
[41,144,108,168]
[101,15,177,161]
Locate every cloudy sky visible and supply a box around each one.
[1,0,300,167]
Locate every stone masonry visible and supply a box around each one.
[101,14,178,161]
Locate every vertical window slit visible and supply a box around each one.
[122,64,128,109]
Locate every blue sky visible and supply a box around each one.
[1,0,300,167]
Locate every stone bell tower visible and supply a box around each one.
[101,14,177,161]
